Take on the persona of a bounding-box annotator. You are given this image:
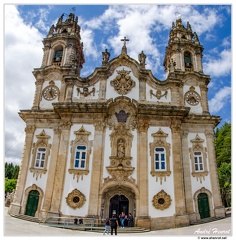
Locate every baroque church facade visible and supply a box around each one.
[9,13,225,230]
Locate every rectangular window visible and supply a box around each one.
[74,146,87,169]
[154,147,166,171]
[194,152,204,172]
[35,147,46,168]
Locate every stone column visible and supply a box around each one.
[199,85,210,114]
[181,130,196,223]
[171,121,189,227]
[41,127,61,219]
[32,79,44,110]
[88,121,105,217]
[205,129,225,218]
[50,120,71,214]
[8,125,36,215]
[136,120,150,229]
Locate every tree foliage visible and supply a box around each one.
[5,179,17,194]
[5,162,19,179]
[5,162,19,194]
[215,122,231,207]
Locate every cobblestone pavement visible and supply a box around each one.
[2,207,233,239]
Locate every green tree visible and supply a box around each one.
[215,122,231,207]
[5,162,19,179]
[5,162,20,195]
[5,178,17,194]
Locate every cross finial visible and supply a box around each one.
[121,37,129,47]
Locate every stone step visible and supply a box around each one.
[42,222,150,233]
[10,214,40,223]
[89,226,150,233]
[190,216,225,225]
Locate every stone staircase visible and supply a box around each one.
[10,214,41,223]
[190,208,231,225]
[190,216,227,225]
[88,226,150,234]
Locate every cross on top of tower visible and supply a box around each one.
[121,37,129,46]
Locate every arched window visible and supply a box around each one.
[53,46,63,63]
[184,51,192,69]
[53,50,63,62]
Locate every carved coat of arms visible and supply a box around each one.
[110,69,135,95]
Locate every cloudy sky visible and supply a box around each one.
[3,2,232,166]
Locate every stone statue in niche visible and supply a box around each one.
[117,139,125,158]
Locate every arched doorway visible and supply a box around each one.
[25,190,39,217]
[101,185,136,221]
[109,195,129,217]
[198,193,210,219]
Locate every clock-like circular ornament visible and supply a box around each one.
[42,85,59,100]
[185,90,201,106]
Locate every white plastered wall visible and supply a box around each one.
[148,126,175,218]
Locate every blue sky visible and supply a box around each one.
[3,2,232,166]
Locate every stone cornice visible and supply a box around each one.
[183,114,221,127]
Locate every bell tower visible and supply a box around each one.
[31,13,85,110]
[163,17,204,76]
[41,13,85,75]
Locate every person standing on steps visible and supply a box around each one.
[119,211,125,228]
[110,214,119,235]
[127,213,134,227]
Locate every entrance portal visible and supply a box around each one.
[109,195,129,217]
[198,193,210,219]
[25,190,39,217]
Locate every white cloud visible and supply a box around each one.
[208,86,231,114]
[4,5,43,165]
[203,49,231,77]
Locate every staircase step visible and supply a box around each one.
[10,214,40,223]
[190,217,224,225]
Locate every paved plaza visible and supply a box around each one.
[2,207,233,239]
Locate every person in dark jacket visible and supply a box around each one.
[109,215,119,235]
[127,213,134,227]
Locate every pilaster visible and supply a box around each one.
[171,121,189,227]
[181,130,196,222]
[65,81,74,102]
[139,76,146,101]
[205,128,225,218]
[88,121,105,217]
[9,125,36,215]
[32,79,44,110]
[41,127,61,218]
[136,120,150,228]
[200,85,210,114]
[50,119,71,213]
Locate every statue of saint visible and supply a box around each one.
[117,139,125,158]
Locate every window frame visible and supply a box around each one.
[30,130,51,179]
[69,126,92,182]
[154,147,166,171]
[150,128,171,184]
[74,145,87,170]
[189,134,208,183]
